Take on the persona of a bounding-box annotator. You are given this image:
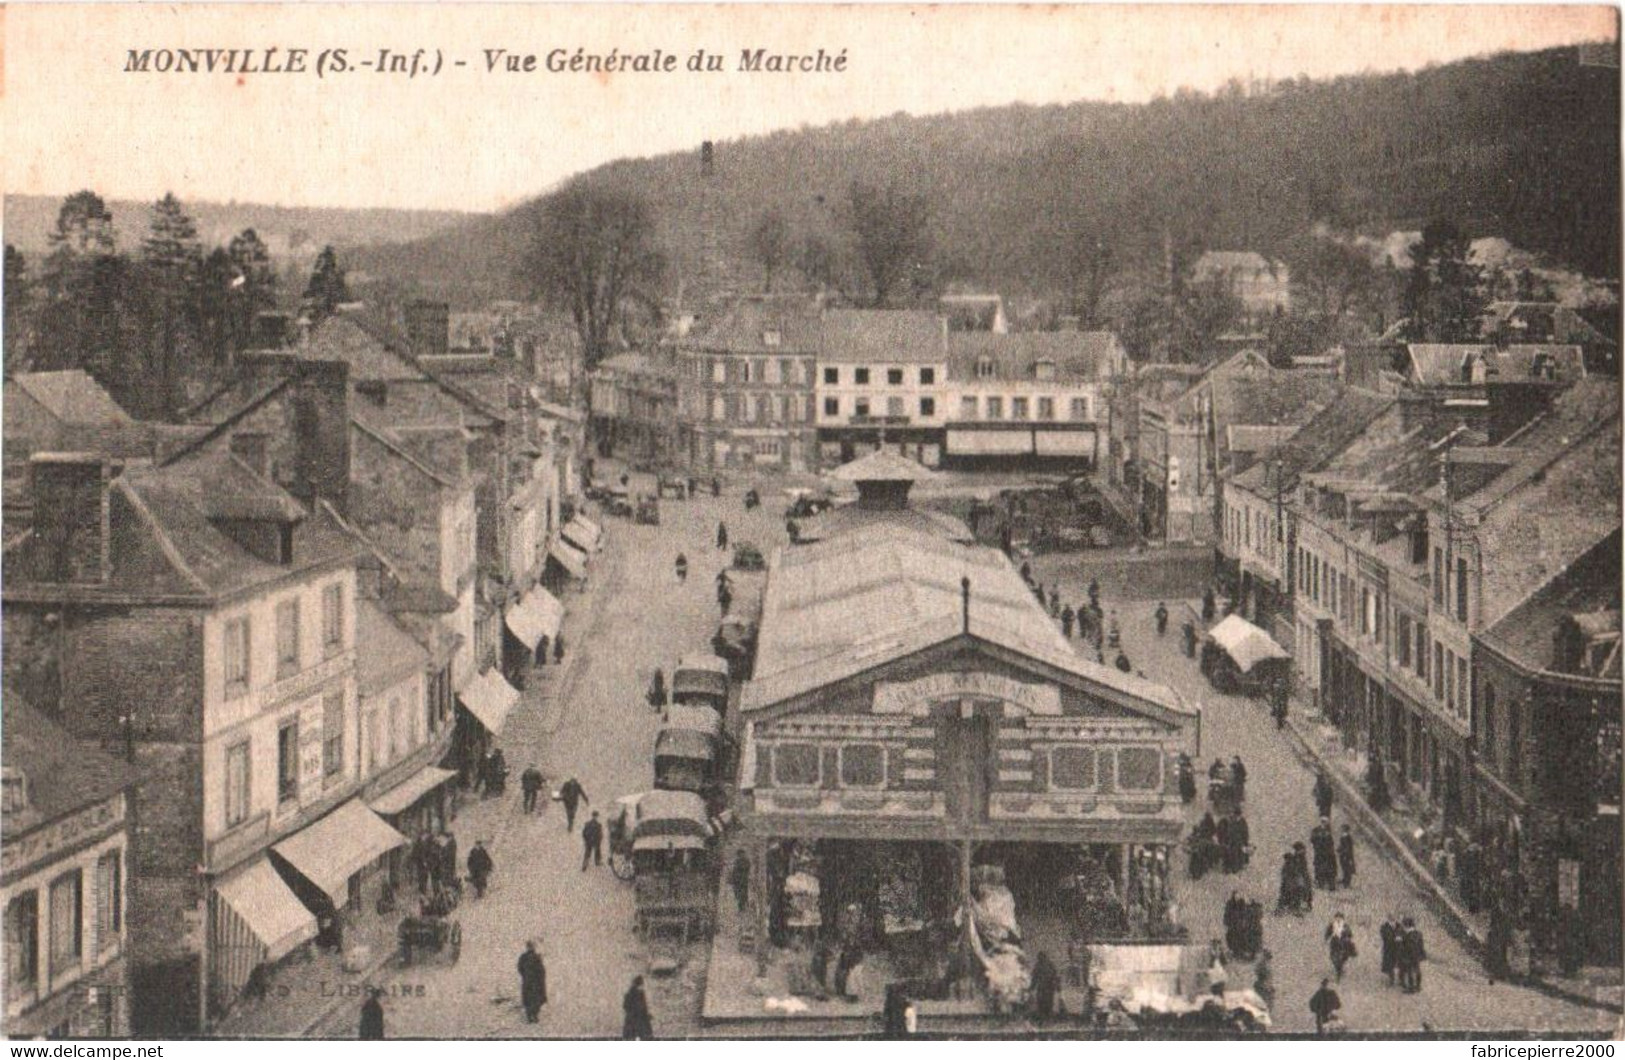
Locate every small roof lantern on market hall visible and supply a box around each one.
[824,448,940,511]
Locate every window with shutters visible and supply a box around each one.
[986,397,1003,420]
[6,892,38,1004]
[773,743,821,787]
[368,709,388,773]
[1433,546,1444,606]
[1434,643,1446,700]
[756,395,772,422]
[1038,397,1056,421]
[323,692,344,779]
[224,618,250,698]
[1070,397,1089,420]
[711,359,725,383]
[48,871,81,980]
[1011,397,1030,420]
[1116,747,1163,792]
[824,397,839,417]
[275,599,301,678]
[839,744,885,788]
[322,583,344,653]
[96,851,121,949]
[1049,746,1097,790]
[1456,557,1469,622]
[1456,656,1469,720]
[1483,682,1497,766]
[277,719,300,804]
[225,740,250,827]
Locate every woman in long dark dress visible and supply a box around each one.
[622,975,654,1039]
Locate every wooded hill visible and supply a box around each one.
[349,44,1619,308]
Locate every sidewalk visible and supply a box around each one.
[1279,698,1623,1016]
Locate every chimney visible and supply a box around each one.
[252,311,292,349]
[405,300,450,359]
[31,454,114,584]
[289,359,352,515]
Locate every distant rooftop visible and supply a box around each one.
[11,370,134,426]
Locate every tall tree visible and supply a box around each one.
[139,193,204,417]
[4,245,34,374]
[519,185,664,369]
[1062,223,1118,326]
[847,181,933,308]
[226,228,279,351]
[1288,234,1380,322]
[35,192,123,379]
[302,245,352,325]
[196,248,237,366]
[47,190,116,256]
[1401,220,1487,343]
[748,209,790,293]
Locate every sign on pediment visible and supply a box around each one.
[873,672,1061,716]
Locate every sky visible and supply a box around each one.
[2,3,1617,214]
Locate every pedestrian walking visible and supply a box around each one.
[1398,917,1425,993]
[1293,843,1314,911]
[1276,853,1300,913]
[1115,651,1132,673]
[518,941,547,1024]
[437,831,459,896]
[1229,755,1248,802]
[1379,914,1400,985]
[1271,679,1289,729]
[1337,825,1356,887]
[718,582,733,616]
[1314,771,1335,820]
[1088,578,1101,609]
[729,851,751,913]
[622,976,654,1039]
[581,811,604,870]
[675,553,688,582]
[647,668,667,710]
[710,476,720,497]
[1309,978,1343,1034]
[1154,601,1169,636]
[1049,585,1061,617]
[1201,587,1216,624]
[559,776,589,831]
[1177,753,1197,804]
[1253,949,1275,1005]
[1020,560,1033,585]
[1311,818,1338,890]
[1222,809,1250,873]
[717,521,729,551]
[1224,892,1247,957]
[1060,604,1075,639]
[359,989,385,1039]
[553,634,565,663]
[1035,583,1047,610]
[882,983,915,1038]
[521,764,545,814]
[1326,912,1357,980]
[1459,840,1483,914]
[467,839,494,898]
[413,830,434,894]
[1030,952,1060,1021]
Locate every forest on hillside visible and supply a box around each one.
[346,45,1620,309]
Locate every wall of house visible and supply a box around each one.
[360,669,429,782]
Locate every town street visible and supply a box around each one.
[316,481,788,1038]
[1027,550,1617,1035]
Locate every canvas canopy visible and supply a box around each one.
[214,859,317,961]
[1207,614,1291,675]
[272,801,406,905]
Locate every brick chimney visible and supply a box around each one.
[30,454,114,584]
[405,300,450,359]
[288,359,352,515]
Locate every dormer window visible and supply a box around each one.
[1034,359,1057,381]
[762,330,781,348]
[976,356,995,380]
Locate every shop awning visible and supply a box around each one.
[563,516,601,553]
[549,540,589,579]
[1207,614,1291,674]
[370,766,458,817]
[505,589,563,649]
[214,859,317,961]
[272,801,406,905]
[458,669,520,735]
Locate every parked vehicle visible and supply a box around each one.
[657,474,689,499]
[653,727,716,795]
[672,653,730,711]
[605,485,633,518]
[635,494,661,525]
[732,542,766,571]
[612,790,716,938]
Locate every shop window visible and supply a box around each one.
[1116,747,1162,792]
[773,743,821,787]
[7,892,39,1004]
[1049,746,1097,790]
[839,744,886,789]
[48,870,81,980]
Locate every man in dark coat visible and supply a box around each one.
[1311,819,1338,890]
[1020,560,1033,585]
[1215,813,1235,874]
[1379,915,1400,985]
[1224,810,1251,873]
[359,989,385,1039]
[622,976,654,1039]
[1314,772,1335,819]
[521,764,545,814]
[1337,825,1357,887]
[553,634,565,663]
[1459,840,1483,914]
[716,521,729,551]
[647,669,667,710]
[518,941,547,1023]
[1398,918,1425,993]
[1060,604,1075,639]
[467,840,494,897]
[1088,578,1101,609]
[559,777,589,831]
[1201,587,1216,624]
[1292,842,1314,911]
[1309,978,1342,1033]
[729,851,751,913]
[1154,601,1169,636]
[1115,651,1133,673]
[1277,853,1300,913]
[437,831,459,894]
[1223,892,1247,956]
[581,811,604,870]
[413,831,435,893]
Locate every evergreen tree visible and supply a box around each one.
[1401,220,1487,343]
[302,245,352,325]
[48,190,116,256]
[4,245,33,374]
[139,192,204,418]
[227,228,278,350]
[35,191,124,378]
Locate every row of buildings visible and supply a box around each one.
[590,295,1128,474]
[1215,363,1621,965]
[1,302,592,1035]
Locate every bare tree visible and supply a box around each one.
[520,184,664,368]
[748,209,790,293]
[847,181,932,308]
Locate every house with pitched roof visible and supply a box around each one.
[815,309,949,466]
[0,448,397,1033]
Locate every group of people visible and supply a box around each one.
[1223,891,1266,960]
[1380,915,1428,992]
[1021,568,1137,672]
[408,830,463,902]
[1189,807,1252,879]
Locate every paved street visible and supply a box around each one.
[1025,561,1618,1035]
[316,481,788,1039]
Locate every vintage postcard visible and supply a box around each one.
[1,2,1621,1042]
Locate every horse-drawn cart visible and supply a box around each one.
[398,912,462,965]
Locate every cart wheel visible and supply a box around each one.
[449,922,463,963]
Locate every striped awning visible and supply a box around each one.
[272,802,406,906]
[214,859,316,961]
[550,540,589,579]
[370,766,458,817]
[458,669,521,735]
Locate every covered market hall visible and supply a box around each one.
[725,517,1200,1018]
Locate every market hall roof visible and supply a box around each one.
[742,523,1192,718]
[824,448,941,484]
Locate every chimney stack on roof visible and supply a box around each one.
[30,453,116,585]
